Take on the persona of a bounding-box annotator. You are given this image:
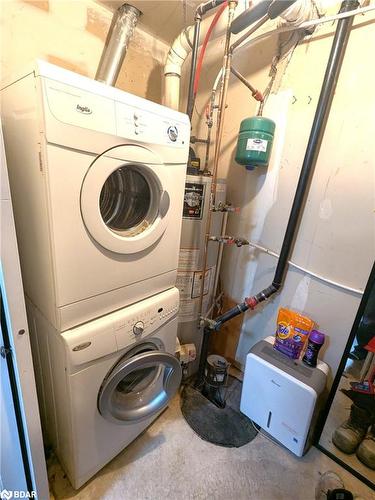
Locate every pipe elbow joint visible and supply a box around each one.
[164,27,194,77]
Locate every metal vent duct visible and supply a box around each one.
[95,3,141,86]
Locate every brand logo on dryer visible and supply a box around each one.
[72,341,92,351]
[76,104,92,115]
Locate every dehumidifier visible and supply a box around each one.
[240,336,328,456]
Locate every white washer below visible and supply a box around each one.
[27,288,181,489]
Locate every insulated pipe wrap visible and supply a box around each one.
[231,0,272,34]
[268,0,297,19]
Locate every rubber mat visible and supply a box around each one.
[180,381,258,448]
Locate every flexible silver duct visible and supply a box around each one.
[95,3,141,86]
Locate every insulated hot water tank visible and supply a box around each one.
[176,174,226,374]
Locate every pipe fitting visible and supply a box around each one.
[230,65,264,101]
[208,236,249,247]
[211,203,240,213]
[245,296,259,310]
[164,0,247,109]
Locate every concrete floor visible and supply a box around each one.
[48,394,374,500]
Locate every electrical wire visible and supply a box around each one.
[249,418,284,447]
[258,55,279,116]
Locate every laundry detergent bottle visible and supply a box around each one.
[302,330,325,367]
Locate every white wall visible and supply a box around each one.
[0,0,168,103]
[189,2,375,382]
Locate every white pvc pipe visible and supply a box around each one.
[163,0,322,110]
[164,0,249,109]
[164,74,180,110]
[279,0,317,25]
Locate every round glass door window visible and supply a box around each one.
[99,166,159,237]
[81,152,171,254]
[98,343,182,423]
[116,348,161,397]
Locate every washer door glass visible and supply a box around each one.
[98,344,181,423]
[80,146,171,254]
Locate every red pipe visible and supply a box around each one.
[193,1,228,97]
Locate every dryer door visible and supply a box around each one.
[80,145,171,254]
[98,342,181,424]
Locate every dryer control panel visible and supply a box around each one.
[64,287,180,366]
[115,101,189,148]
[39,62,190,161]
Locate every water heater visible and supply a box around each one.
[176,174,226,374]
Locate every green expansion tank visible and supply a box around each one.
[235,116,276,170]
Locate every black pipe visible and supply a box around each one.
[230,0,272,34]
[212,0,359,330]
[267,0,297,20]
[272,0,358,290]
[198,0,226,17]
[196,326,211,386]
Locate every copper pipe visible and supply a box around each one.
[230,66,263,101]
[197,0,237,322]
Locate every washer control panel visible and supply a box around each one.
[133,321,144,336]
[64,288,180,366]
[114,288,179,350]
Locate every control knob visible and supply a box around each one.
[167,125,178,142]
[133,321,144,336]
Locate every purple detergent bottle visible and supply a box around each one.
[302,330,325,367]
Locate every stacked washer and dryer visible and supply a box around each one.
[1,60,190,488]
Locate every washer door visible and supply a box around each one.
[98,343,181,424]
[81,146,171,254]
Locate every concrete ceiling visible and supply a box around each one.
[97,1,201,45]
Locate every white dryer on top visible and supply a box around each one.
[1,60,190,331]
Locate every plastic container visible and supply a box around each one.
[204,354,229,386]
[274,307,314,360]
[302,330,325,367]
[235,116,276,170]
